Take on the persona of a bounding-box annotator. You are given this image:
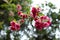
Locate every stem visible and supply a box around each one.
[6,30,11,40]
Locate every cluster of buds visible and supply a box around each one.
[18,11,27,19]
[17,3,28,19]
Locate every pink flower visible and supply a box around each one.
[15,23,20,30]
[10,21,20,31]
[17,4,22,11]
[31,7,41,18]
[10,21,15,26]
[35,16,51,30]
[31,7,37,18]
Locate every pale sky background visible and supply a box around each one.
[31,0,60,16]
[32,0,60,9]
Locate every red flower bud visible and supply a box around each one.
[22,14,27,19]
[17,4,22,11]
[31,7,37,18]
[31,7,41,18]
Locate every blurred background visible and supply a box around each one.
[0,0,60,40]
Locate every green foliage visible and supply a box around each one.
[51,12,58,19]
[0,4,16,11]
[0,0,32,25]
[39,12,44,16]
[0,21,4,30]
[47,2,56,9]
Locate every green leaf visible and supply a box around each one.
[51,12,58,19]
[57,15,60,20]
[48,2,53,8]
[39,13,44,16]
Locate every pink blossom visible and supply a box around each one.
[35,16,51,30]
[17,4,22,11]
[10,21,20,31]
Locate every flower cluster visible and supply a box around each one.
[35,16,51,30]
[10,4,51,31]
[10,21,20,31]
